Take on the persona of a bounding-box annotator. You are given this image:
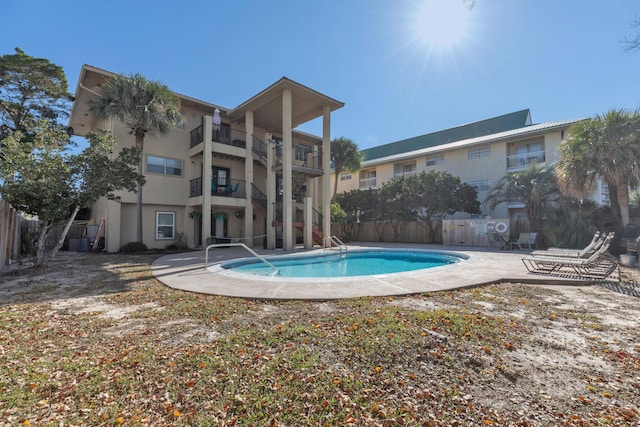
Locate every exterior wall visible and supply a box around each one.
[88,108,327,250]
[330,129,571,220]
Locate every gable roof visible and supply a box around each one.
[362,109,532,161]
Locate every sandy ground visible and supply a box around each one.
[1,251,639,424]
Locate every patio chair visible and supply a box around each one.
[531,231,607,259]
[486,232,502,249]
[510,232,537,250]
[229,182,240,197]
[521,233,618,281]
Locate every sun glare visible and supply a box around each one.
[410,0,473,51]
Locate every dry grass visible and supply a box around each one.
[1,252,639,426]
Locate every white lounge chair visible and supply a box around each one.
[531,231,608,259]
[522,233,618,281]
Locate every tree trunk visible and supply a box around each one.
[607,183,621,225]
[50,205,80,259]
[135,133,145,243]
[35,219,49,267]
[616,182,630,227]
[332,170,341,202]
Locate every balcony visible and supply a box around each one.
[272,143,323,175]
[359,177,377,189]
[394,170,417,178]
[190,123,247,149]
[189,177,247,198]
[506,151,545,172]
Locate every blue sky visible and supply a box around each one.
[3,0,640,150]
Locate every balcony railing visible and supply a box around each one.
[190,124,203,148]
[215,127,246,148]
[189,177,247,198]
[189,176,203,197]
[506,151,545,172]
[189,122,247,149]
[394,170,417,178]
[359,177,377,189]
[273,143,323,169]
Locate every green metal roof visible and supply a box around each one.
[362,109,532,161]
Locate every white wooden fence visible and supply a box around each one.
[442,219,511,247]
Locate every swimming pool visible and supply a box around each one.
[219,249,468,278]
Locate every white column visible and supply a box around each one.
[282,88,294,250]
[266,132,276,249]
[322,105,331,246]
[303,197,312,249]
[244,111,254,247]
[202,115,213,243]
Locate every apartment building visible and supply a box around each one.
[69,65,344,252]
[331,109,586,223]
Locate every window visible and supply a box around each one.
[468,180,492,192]
[468,145,491,160]
[147,155,182,176]
[156,212,175,239]
[426,154,444,166]
[340,173,352,181]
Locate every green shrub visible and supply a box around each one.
[119,241,148,253]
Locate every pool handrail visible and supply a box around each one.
[324,235,347,255]
[205,242,280,276]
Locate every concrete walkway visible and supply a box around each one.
[151,242,583,300]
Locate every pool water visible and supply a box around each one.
[220,249,466,278]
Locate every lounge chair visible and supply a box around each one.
[522,233,618,281]
[510,232,537,250]
[531,231,608,259]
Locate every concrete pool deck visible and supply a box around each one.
[151,242,587,300]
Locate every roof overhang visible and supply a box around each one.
[69,65,224,137]
[226,77,344,132]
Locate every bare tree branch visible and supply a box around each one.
[622,18,640,52]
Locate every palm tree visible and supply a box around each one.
[90,73,181,242]
[556,109,640,227]
[485,164,560,231]
[330,137,362,201]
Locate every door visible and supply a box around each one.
[212,166,230,195]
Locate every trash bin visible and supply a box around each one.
[78,238,90,252]
[69,238,81,251]
[620,254,636,267]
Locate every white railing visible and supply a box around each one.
[394,170,417,178]
[205,242,279,276]
[359,177,377,189]
[324,235,347,256]
[506,151,545,172]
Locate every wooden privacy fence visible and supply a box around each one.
[331,221,443,244]
[0,199,22,271]
[442,219,511,247]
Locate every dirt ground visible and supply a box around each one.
[1,251,639,425]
